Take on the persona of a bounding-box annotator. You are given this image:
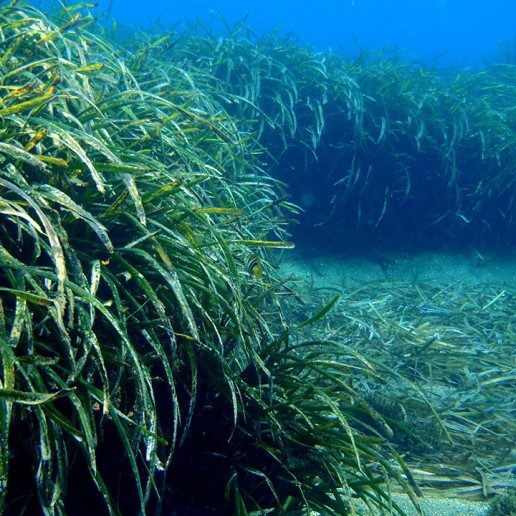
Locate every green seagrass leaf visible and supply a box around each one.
[0,287,53,307]
[0,387,74,405]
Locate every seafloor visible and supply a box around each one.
[279,248,516,290]
[370,493,489,515]
[279,247,515,515]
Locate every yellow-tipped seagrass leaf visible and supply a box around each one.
[232,239,295,249]
[0,288,53,307]
[0,87,55,117]
[195,207,244,217]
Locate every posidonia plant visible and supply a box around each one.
[3,3,514,514]
[0,3,424,515]
[162,25,515,249]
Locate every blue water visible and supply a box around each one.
[94,0,515,67]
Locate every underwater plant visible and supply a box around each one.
[164,28,515,250]
[0,3,431,515]
[2,2,513,514]
[488,490,516,516]
[285,277,515,501]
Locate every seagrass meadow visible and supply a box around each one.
[158,21,515,252]
[0,2,514,515]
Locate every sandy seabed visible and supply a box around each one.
[278,248,516,290]
[280,247,515,516]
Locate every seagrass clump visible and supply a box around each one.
[0,4,425,515]
[156,26,515,249]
